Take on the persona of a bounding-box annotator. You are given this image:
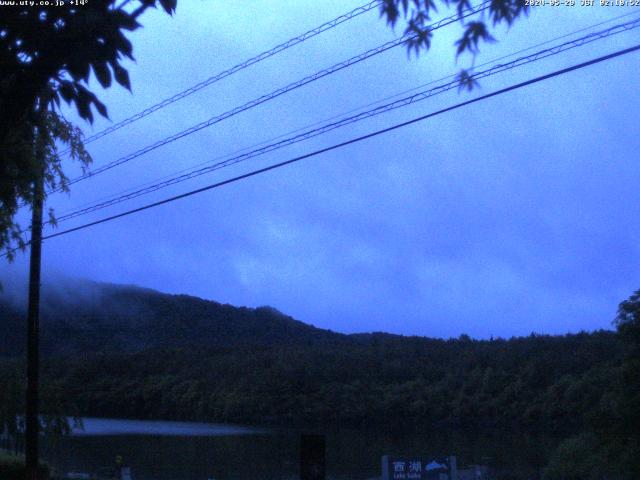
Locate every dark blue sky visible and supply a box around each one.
[4,0,640,338]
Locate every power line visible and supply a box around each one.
[71,0,384,148]
[66,8,638,215]
[17,1,386,211]
[354,9,640,111]
[13,12,640,240]
[52,17,640,224]
[17,43,636,251]
[57,7,640,217]
[58,2,490,191]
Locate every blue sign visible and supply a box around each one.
[382,456,453,480]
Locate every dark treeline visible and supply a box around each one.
[35,331,621,433]
[0,282,344,358]
[1,281,639,477]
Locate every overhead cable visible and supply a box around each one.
[19,43,637,250]
[59,1,490,190]
[53,18,640,223]
[73,0,384,147]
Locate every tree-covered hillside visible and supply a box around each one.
[0,281,624,432]
[0,281,344,357]
[2,281,637,477]
[35,330,620,433]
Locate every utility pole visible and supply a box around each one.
[25,127,45,480]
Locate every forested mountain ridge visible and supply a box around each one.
[0,280,626,432]
[2,280,637,476]
[36,330,621,433]
[0,280,345,357]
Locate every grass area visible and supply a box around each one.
[0,451,50,479]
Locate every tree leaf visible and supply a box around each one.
[159,0,177,14]
[113,63,131,90]
[58,81,75,103]
[93,60,112,88]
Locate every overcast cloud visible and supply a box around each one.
[3,0,640,338]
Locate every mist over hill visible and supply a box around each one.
[0,279,626,436]
[0,279,345,357]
